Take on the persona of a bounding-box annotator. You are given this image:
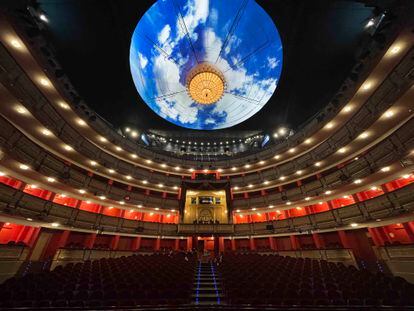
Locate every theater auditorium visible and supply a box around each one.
[0,0,413,310]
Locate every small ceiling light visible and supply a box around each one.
[236,209,241,213]
[115,146,122,151]
[131,154,138,159]
[268,205,274,209]
[259,160,265,165]
[0,171,5,177]
[10,39,22,49]
[304,138,312,145]
[58,101,70,110]
[389,45,401,55]
[119,201,125,205]
[29,184,37,189]
[108,169,115,174]
[251,208,256,211]
[354,179,362,184]
[19,164,29,170]
[171,209,175,212]
[263,180,269,185]
[279,176,286,181]
[274,155,280,160]
[381,166,390,172]
[289,148,296,153]
[247,184,253,188]
[278,127,287,135]
[41,128,52,136]
[39,14,48,22]
[362,82,372,90]
[350,223,358,227]
[325,122,334,129]
[233,186,239,190]
[142,180,148,184]
[276,210,281,214]
[365,19,375,28]
[231,167,237,171]
[305,197,311,201]
[146,159,152,164]
[338,147,347,154]
[314,162,321,167]
[296,207,302,210]
[158,183,164,188]
[296,170,303,175]
[155,207,159,211]
[286,202,291,205]
[125,175,132,180]
[76,118,86,126]
[99,195,106,200]
[318,202,323,205]
[131,131,138,138]
[203,169,208,173]
[161,163,167,168]
[15,105,28,115]
[402,174,411,179]
[384,110,394,118]
[138,204,143,208]
[125,127,131,133]
[51,222,59,227]
[217,168,223,172]
[39,77,50,87]
[343,105,353,113]
[90,161,97,166]
[175,166,181,171]
[99,136,107,142]
[173,186,178,190]
[78,189,86,194]
[325,190,332,195]
[26,218,33,221]
[273,133,279,138]
[245,164,251,169]
[189,168,194,172]
[359,132,369,139]
[371,186,378,191]
[46,177,55,183]
[63,145,73,151]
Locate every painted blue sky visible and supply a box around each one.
[130,0,283,130]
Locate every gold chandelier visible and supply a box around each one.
[186,63,226,105]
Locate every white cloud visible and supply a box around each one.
[205,118,216,124]
[158,24,171,45]
[176,0,209,41]
[267,57,279,69]
[138,52,148,69]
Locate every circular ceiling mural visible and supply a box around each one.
[130,0,283,130]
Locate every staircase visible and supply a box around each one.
[192,260,224,305]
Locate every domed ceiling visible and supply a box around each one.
[129,0,283,130]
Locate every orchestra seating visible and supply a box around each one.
[218,253,414,306]
[0,253,196,308]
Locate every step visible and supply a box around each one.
[192,293,225,298]
[193,282,217,286]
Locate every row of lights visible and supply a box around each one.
[7,163,178,214]
[8,34,405,180]
[233,171,411,213]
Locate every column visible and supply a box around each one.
[249,237,256,251]
[111,235,120,250]
[131,236,141,251]
[312,233,325,249]
[154,237,161,251]
[269,237,276,251]
[338,230,351,248]
[186,237,192,251]
[85,233,97,249]
[174,239,180,251]
[367,228,382,246]
[57,230,70,249]
[290,235,298,250]
[218,237,225,253]
[231,238,236,251]
[403,222,414,243]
